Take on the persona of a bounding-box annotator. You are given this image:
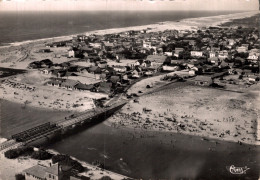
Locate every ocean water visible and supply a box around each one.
[0,11,242,44]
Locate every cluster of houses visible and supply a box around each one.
[28,25,259,93]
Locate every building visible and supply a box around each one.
[97,61,108,69]
[218,50,229,59]
[143,41,152,48]
[194,76,213,86]
[162,65,180,72]
[228,39,236,46]
[247,53,259,60]
[39,49,51,53]
[209,52,217,58]
[237,46,248,53]
[61,79,79,90]
[191,51,203,57]
[208,57,219,65]
[23,163,72,180]
[113,66,127,73]
[174,48,184,56]
[24,165,46,180]
[141,60,151,68]
[41,68,52,75]
[164,52,173,56]
[68,50,75,58]
[146,55,168,68]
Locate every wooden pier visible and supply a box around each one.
[0,101,127,152]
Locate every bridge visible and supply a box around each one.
[0,101,127,152]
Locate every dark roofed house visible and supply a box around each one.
[110,75,121,84]
[61,79,79,90]
[28,61,41,69]
[24,164,46,180]
[194,76,213,86]
[174,48,184,55]
[75,83,95,91]
[23,163,72,180]
[88,66,101,74]
[39,49,51,53]
[103,42,114,51]
[47,78,65,87]
[98,82,112,94]
[208,57,219,65]
[97,61,108,69]
[80,46,94,53]
[40,59,53,68]
[146,55,168,68]
[100,73,107,81]
[52,69,67,78]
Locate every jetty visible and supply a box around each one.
[0,101,127,152]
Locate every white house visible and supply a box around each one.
[143,42,152,48]
[218,50,229,59]
[89,43,102,49]
[41,68,52,75]
[164,52,173,56]
[209,52,216,58]
[228,39,236,46]
[68,50,75,58]
[247,54,259,60]
[237,46,248,53]
[191,51,203,57]
[162,65,180,71]
[113,66,127,73]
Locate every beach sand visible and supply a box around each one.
[107,79,260,146]
[0,71,107,112]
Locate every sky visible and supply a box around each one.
[0,0,259,11]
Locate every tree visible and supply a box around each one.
[51,154,85,173]
[31,150,53,160]
[234,52,249,59]
[15,174,25,180]
[4,146,33,159]
[99,176,113,180]
[179,51,191,60]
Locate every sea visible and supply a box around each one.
[0,10,243,45]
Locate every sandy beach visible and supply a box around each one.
[0,71,107,112]
[106,77,260,146]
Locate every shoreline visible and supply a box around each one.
[0,11,258,50]
[104,118,260,146]
[0,97,75,113]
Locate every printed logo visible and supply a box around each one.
[227,165,250,175]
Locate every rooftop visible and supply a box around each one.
[23,165,46,179]
[146,55,167,63]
